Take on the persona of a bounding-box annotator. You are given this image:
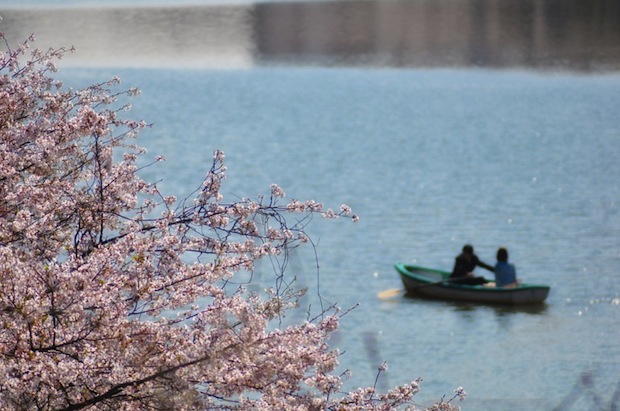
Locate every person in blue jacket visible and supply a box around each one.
[449,244,494,285]
[494,247,519,287]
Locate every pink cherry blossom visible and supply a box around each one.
[0,33,462,410]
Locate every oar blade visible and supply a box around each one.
[377,288,405,299]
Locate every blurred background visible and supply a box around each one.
[2,0,619,71]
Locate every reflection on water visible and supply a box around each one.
[550,371,620,411]
[1,0,619,70]
[254,0,620,71]
[404,294,549,316]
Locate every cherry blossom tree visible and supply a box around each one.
[0,33,463,410]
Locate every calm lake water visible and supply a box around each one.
[3,2,620,410]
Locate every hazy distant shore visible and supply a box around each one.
[2,0,619,71]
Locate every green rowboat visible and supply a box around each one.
[395,263,550,304]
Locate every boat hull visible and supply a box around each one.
[395,264,550,304]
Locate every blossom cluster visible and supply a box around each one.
[0,33,461,410]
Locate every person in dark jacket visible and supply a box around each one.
[449,244,493,285]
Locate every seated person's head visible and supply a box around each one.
[497,247,509,262]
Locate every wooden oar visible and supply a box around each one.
[377,288,405,299]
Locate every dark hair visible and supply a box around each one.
[497,247,508,262]
[463,244,474,254]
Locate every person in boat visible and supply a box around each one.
[494,247,519,287]
[449,244,494,285]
